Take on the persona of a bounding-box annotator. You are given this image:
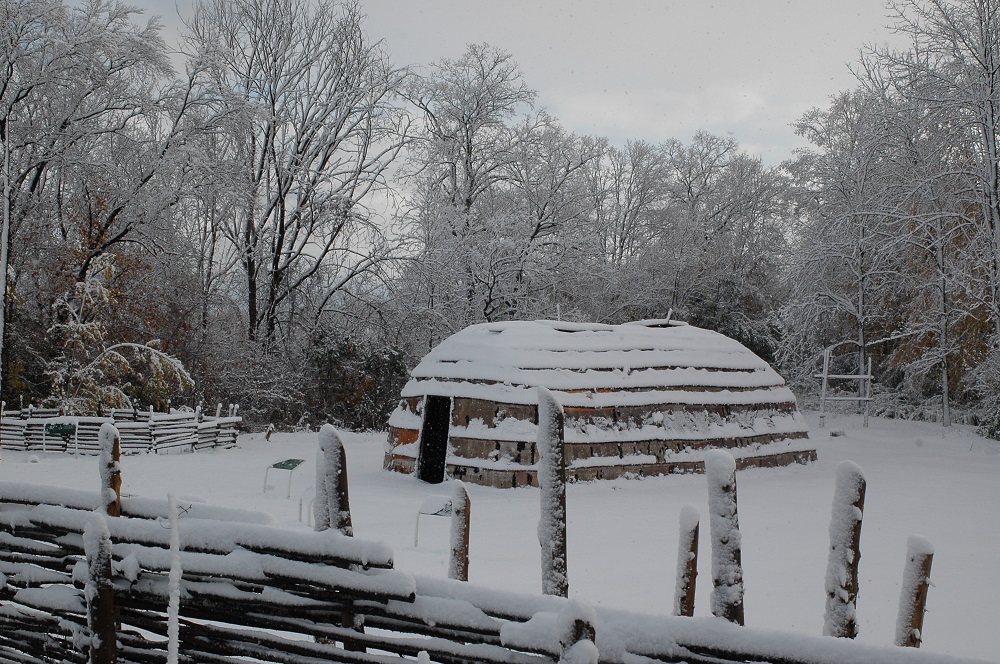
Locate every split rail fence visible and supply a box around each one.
[0,426,985,664]
[0,405,240,455]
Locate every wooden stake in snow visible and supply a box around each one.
[315,425,364,650]
[895,535,934,648]
[557,599,599,664]
[823,460,866,639]
[167,494,182,664]
[448,480,471,582]
[98,423,121,517]
[315,424,353,537]
[84,513,116,664]
[537,386,569,598]
[704,450,744,625]
[673,504,700,617]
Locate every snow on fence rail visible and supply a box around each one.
[0,427,990,664]
[0,484,984,664]
[0,406,240,454]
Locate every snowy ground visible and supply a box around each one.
[2,411,997,661]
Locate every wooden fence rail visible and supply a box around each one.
[0,478,986,664]
[0,411,240,454]
[0,421,985,664]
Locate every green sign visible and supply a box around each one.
[45,423,76,436]
[270,458,304,471]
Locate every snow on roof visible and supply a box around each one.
[400,320,789,406]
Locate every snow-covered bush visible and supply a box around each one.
[45,256,192,413]
[301,332,409,431]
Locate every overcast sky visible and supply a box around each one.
[136,0,907,164]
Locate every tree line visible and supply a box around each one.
[2,0,999,433]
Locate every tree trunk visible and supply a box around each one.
[0,121,9,399]
[857,219,867,401]
[941,356,951,428]
[246,252,258,342]
[938,240,952,427]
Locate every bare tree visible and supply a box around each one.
[406,43,536,214]
[780,89,898,388]
[187,0,409,346]
[1,0,177,394]
[880,93,986,425]
[875,0,1000,338]
[586,140,665,268]
[395,44,603,346]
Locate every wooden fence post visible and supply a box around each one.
[895,535,934,648]
[167,494,182,663]
[316,424,363,651]
[98,423,121,517]
[558,599,599,664]
[673,504,700,617]
[448,480,471,582]
[823,460,866,639]
[704,450,744,625]
[316,424,353,537]
[85,513,116,664]
[334,442,353,538]
[537,387,569,598]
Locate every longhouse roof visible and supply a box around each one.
[400,319,795,409]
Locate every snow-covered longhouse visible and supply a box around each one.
[385,319,815,488]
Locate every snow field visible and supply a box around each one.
[2,411,997,660]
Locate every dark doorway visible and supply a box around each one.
[417,395,451,483]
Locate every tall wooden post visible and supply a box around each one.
[537,387,569,597]
[704,450,744,625]
[98,423,121,517]
[85,513,116,664]
[448,480,471,581]
[316,424,363,651]
[823,460,866,638]
[317,424,353,537]
[334,443,353,537]
[167,494,182,663]
[673,504,700,617]
[895,536,934,648]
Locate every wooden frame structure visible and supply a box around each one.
[816,348,873,428]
